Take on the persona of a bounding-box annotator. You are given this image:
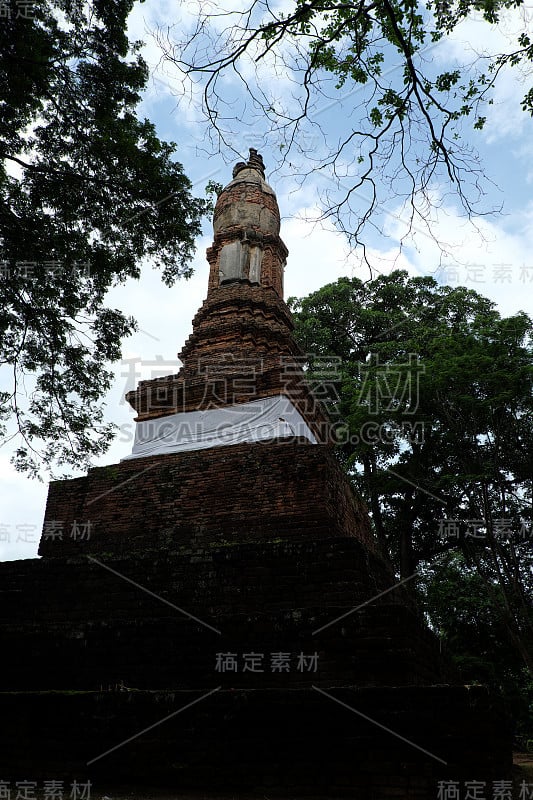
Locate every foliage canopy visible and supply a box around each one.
[0,0,208,477]
[290,270,533,672]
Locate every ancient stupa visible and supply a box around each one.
[0,150,511,797]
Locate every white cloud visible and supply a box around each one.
[382,194,533,318]
[282,206,418,299]
[126,0,209,127]
[0,455,47,561]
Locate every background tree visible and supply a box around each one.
[290,271,533,674]
[0,0,208,477]
[418,551,533,740]
[160,0,532,259]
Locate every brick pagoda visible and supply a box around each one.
[0,150,512,798]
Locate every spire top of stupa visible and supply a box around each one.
[232,148,266,179]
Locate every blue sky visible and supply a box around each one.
[1,0,532,560]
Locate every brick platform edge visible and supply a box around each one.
[0,538,512,797]
[1,538,453,691]
[37,441,375,558]
[0,687,512,796]
[0,439,513,795]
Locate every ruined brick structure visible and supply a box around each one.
[0,150,512,797]
[124,149,330,440]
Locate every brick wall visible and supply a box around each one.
[38,442,374,558]
[1,536,454,692]
[0,686,512,792]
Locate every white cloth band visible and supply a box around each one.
[122,394,317,460]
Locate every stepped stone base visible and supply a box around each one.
[38,441,374,558]
[0,538,452,691]
[0,537,512,797]
[0,440,513,796]
[0,687,512,796]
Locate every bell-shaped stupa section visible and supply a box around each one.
[207,148,287,297]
